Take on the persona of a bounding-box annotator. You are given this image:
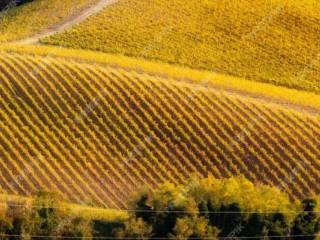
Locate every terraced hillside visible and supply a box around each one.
[0,53,319,208]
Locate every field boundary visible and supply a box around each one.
[1,44,320,116]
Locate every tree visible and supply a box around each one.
[92,220,124,239]
[267,213,289,238]
[116,218,152,240]
[53,217,92,240]
[21,191,93,240]
[21,192,63,240]
[120,183,196,238]
[134,193,153,224]
[0,202,12,240]
[171,216,219,240]
[291,199,320,240]
[214,203,243,237]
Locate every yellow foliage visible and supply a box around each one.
[43,0,320,93]
[2,44,320,113]
[186,177,296,219]
[172,216,219,240]
[0,0,98,42]
[0,51,319,207]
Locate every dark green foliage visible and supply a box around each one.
[92,220,124,239]
[267,213,290,238]
[20,192,93,240]
[116,180,319,240]
[152,203,188,237]
[6,218,23,240]
[291,199,320,240]
[0,180,318,240]
[130,188,190,238]
[205,202,243,237]
[134,194,153,223]
[0,0,12,10]
[0,0,33,10]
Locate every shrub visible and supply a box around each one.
[291,199,320,240]
[116,177,319,239]
[22,192,93,240]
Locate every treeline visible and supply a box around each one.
[119,177,320,240]
[0,177,319,239]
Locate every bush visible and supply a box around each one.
[92,220,124,239]
[0,178,318,240]
[21,192,93,240]
[291,199,320,240]
[116,177,319,240]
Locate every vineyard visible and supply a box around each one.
[43,0,320,94]
[0,0,98,42]
[0,52,319,208]
[0,193,127,221]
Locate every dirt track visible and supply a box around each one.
[14,0,117,44]
[9,0,320,117]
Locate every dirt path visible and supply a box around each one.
[7,0,320,117]
[15,0,117,44]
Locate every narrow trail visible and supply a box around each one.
[14,0,117,44]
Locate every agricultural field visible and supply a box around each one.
[0,0,98,42]
[0,0,320,238]
[43,0,320,94]
[0,51,319,208]
[0,193,127,221]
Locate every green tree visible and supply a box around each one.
[92,220,124,239]
[0,202,12,240]
[170,216,219,240]
[22,191,92,240]
[116,217,152,240]
[291,199,320,240]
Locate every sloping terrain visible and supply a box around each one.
[0,193,127,221]
[16,0,118,44]
[43,0,320,94]
[0,53,319,208]
[0,0,99,42]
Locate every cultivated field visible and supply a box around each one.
[0,0,98,42]
[1,52,319,208]
[0,193,127,221]
[43,0,320,93]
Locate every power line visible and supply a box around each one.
[1,202,320,214]
[123,209,320,214]
[0,234,318,239]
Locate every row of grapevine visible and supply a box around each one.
[0,53,319,207]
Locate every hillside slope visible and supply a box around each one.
[43,0,320,94]
[16,0,118,44]
[0,0,99,42]
[0,53,319,208]
[0,193,127,221]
